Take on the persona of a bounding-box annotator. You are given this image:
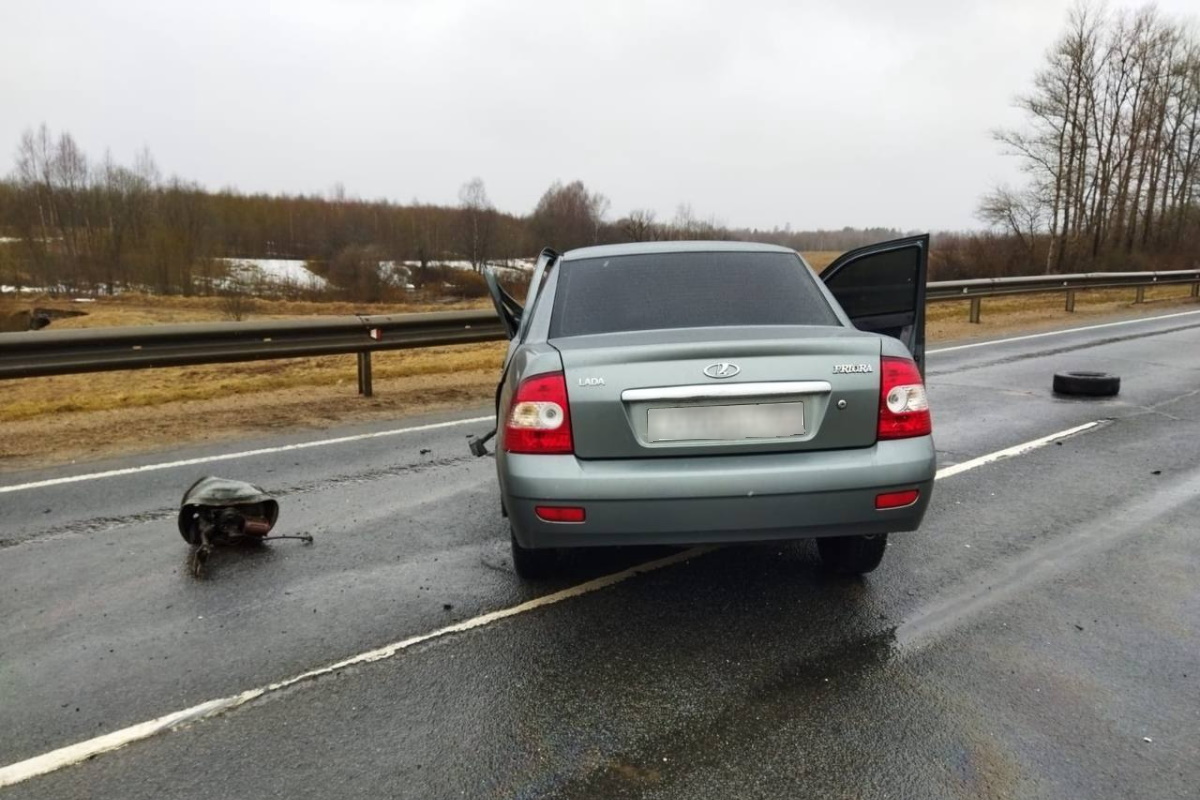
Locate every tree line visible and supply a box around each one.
[0,127,904,300]
[979,2,1200,274]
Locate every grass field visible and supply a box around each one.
[1,257,1197,469]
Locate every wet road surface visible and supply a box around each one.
[2,310,1199,798]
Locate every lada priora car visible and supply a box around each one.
[483,237,936,579]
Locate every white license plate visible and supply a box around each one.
[647,402,805,442]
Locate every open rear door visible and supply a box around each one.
[484,268,523,340]
[484,247,559,341]
[821,234,929,374]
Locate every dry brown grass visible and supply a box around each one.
[802,251,842,272]
[925,284,1197,340]
[0,342,507,423]
[17,292,490,330]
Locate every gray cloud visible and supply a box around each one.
[2,0,1196,230]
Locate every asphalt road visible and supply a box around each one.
[2,310,1199,799]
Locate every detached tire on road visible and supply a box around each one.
[1053,371,1121,397]
[511,530,557,580]
[817,533,888,575]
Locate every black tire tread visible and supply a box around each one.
[511,531,557,580]
[817,534,888,575]
[1053,371,1120,397]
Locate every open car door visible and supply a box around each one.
[484,269,523,340]
[484,247,559,341]
[821,234,929,375]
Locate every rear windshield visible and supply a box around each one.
[548,251,839,338]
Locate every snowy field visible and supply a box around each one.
[218,258,329,290]
[1,255,537,296]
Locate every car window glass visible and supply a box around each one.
[828,248,918,318]
[549,252,839,338]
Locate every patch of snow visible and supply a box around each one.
[2,285,62,294]
[400,258,536,274]
[218,258,328,290]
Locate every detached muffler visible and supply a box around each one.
[178,476,312,578]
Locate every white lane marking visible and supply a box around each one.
[0,416,494,495]
[0,546,714,789]
[927,308,1200,355]
[934,420,1104,480]
[0,421,1104,788]
[2,307,1192,494]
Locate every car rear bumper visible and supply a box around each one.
[500,436,936,548]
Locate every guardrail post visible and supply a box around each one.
[1135,286,1145,304]
[1065,290,1076,313]
[1192,282,1199,298]
[357,351,373,397]
[968,296,981,324]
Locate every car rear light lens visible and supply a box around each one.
[878,357,931,440]
[876,489,920,509]
[505,372,574,454]
[535,505,586,523]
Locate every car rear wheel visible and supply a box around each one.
[817,534,888,575]
[511,530,557,580]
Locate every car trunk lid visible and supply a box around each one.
[554,326,881,459]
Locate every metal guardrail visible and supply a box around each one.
[0,310,504,394]
[1,270,1197,391]
[926,269,1200,323]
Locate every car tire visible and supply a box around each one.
[1053,371,1120,397]
[817,534,888,575]
[511,530,557,580]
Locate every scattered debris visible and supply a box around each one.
[1143,737,1153,744]
[420,448,432,455]
[1151,470,1162,475]
[178,476,312,578]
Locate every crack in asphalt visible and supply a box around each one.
[0,454,479,549]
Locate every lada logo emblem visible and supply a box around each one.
[703,363,740,379]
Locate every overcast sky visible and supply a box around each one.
[1,0,1196,231]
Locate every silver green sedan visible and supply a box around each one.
[483,237,935,579]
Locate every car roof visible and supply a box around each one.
[560,240,797,261]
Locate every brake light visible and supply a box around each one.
[876,489,920,509]
[878,357,931,439]
[505,372,574,454]
[536,506,586,523]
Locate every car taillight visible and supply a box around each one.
[505,372,574,454]
[878,357,931,440]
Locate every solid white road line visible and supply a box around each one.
[0,546,714,789]
[926,307,1200,355]
[0,420,1104,789]
[0,416,494,495]
[2,307,1194,495]
[934,420,1104,480]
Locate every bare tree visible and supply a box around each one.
[977,185,1045,257]
[457,177,494,271]
[987,1,1200,272]
[530,180,608,250]
[621,208,658,241]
